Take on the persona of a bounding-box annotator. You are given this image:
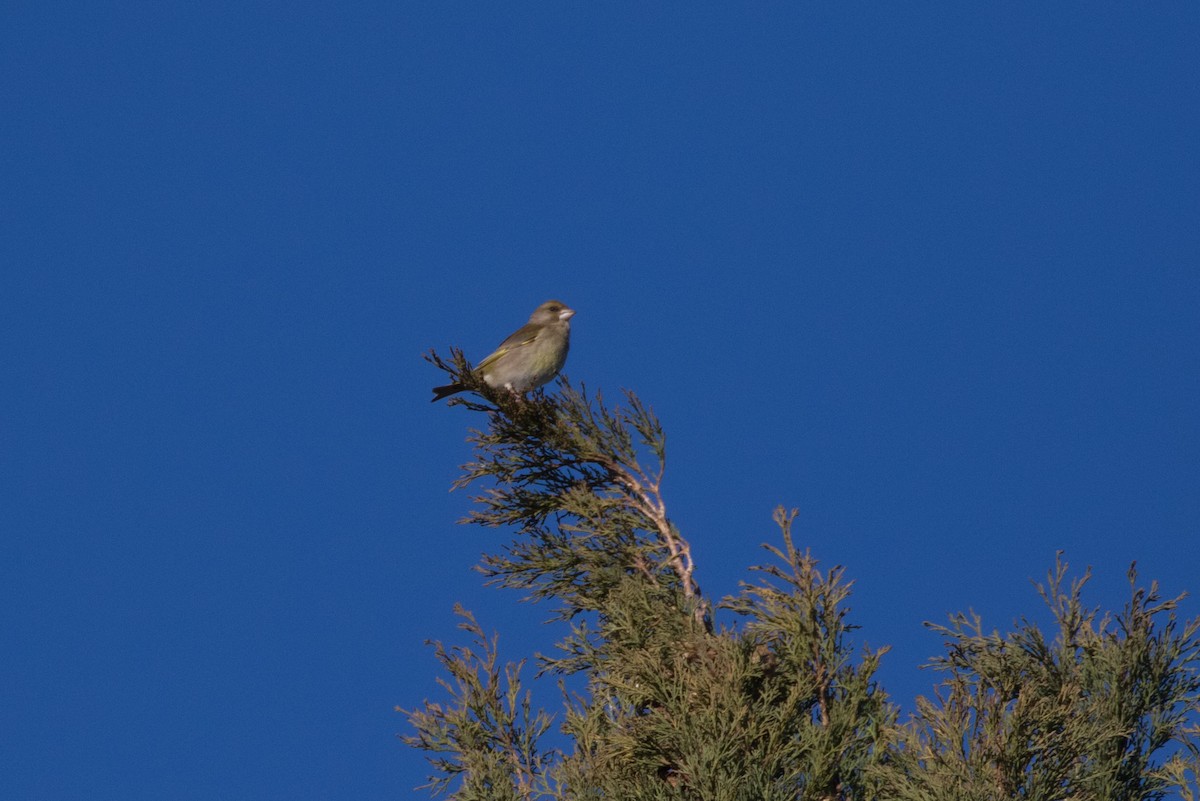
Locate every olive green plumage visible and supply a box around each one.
[431,300,575,402]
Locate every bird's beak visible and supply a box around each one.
[559,308,576,321]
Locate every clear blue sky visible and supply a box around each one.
[3,4,1198,799]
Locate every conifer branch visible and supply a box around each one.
[398,606,555,800]
[425,349,707,628]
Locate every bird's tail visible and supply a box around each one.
[431,383,465,402]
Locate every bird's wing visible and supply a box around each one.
[477,321,540,370]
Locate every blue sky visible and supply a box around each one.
[3,4,1198,799]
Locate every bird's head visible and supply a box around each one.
[530,300,575,324]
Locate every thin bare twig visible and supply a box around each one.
[601,456,708,630]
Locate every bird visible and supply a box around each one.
[431,300,575,402]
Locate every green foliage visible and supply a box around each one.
[405,352,1200,800]
[877,559,1200,801]
[425,348,705,641]
[399,606,556,800]
[552,511,893,801]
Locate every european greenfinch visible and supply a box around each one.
[432,300,575,402]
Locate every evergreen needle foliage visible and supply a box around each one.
[403,352,1200,800]
[877,559,1200,801]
